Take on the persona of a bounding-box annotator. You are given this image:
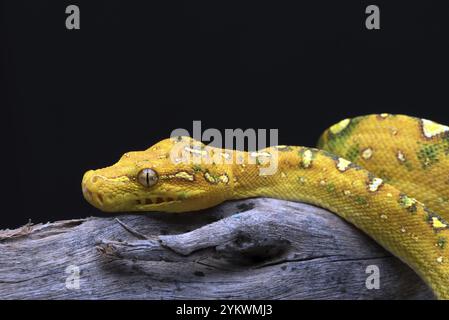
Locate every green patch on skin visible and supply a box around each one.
[399,194,418,214]
[442,136,449,155]
[345,144,360,163]
[326,182,336,193]
[437,237,446,249]
[403,161,413,171]
[355,195,368,206]
[417,143,440,169]
[192,164,202,172]
[178,192,188,200]
[204,171,220,184]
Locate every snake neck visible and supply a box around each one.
[230,147,326,207]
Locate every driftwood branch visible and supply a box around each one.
[0,199,433,299]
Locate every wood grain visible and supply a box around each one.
[0,199,433,299]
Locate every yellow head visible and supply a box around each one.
[82,137,234,212]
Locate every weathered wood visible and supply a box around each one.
[0,198,434,299]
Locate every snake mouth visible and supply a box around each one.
[133,195,183,211]
[135,196,179,206]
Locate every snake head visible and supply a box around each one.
[82,137,234,213]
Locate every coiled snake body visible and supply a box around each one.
[82,114,449,299]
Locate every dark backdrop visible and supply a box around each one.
[3,0,449,228]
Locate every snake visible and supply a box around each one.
[82,114,449,299]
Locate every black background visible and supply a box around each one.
[3,0,449,229]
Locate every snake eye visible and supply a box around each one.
[137,168,158,188]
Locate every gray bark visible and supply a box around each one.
[0,198,434,300]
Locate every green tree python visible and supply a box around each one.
[82,114,449,299]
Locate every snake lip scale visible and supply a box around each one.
[82,114,449,299]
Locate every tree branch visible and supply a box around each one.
[0,199,434,299]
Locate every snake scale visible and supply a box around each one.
[82,114,449,299]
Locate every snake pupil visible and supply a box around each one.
[137,168,158,188]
